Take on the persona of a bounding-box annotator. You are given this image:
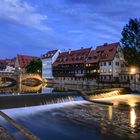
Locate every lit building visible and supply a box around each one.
[120,67,140,83]
[95,42,125,82]
[41,50,61,79]
[41,42,125,84]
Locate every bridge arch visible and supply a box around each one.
[20,74,43,83]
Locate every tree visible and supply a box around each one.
[121,18,140,66]
[26,59,42,74]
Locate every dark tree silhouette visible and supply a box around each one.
[26,59,42,74]
[121,18,140,66]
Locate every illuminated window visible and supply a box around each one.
[109,69,112,72]
[93,69,96,73]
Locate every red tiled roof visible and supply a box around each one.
[86,50,100,63]
[53,48,92,66]
[87,42,120,63]
[42,50,58,59]
[17,55,38,68]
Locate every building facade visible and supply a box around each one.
[53,48,94,83]
[41,50,60,79]
[96,42,125,82]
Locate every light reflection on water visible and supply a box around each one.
[130,107,136,129]
[108,106,113,121]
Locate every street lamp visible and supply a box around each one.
[131,68,136,74]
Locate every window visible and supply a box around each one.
[104,62,106,66]
[121,64,124,68]
[109,62,111,65]
[115,62,119,66]
[109,69,112,72]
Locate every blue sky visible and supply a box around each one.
[0,0,140,58]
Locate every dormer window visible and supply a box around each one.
[100,53,107,59]
[109,48,113,52]
[94,56,97,59]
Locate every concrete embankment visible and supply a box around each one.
[0,125,15,140]
[0,111,39,140]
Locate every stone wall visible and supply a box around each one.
[49,77,140,92]
[53,77,98,86]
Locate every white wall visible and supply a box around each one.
[42,58,53,79]
[42,50,61,79]
[99,61,113,76]
[0,66,15,73]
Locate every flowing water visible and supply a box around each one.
[0,84,140,140]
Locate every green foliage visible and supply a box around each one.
[26,59,42,74]
[121,18,140,66]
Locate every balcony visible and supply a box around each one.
[75,73,85,77]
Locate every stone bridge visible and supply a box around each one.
[0,72,18,81]
[0,84,43,94]
[20,74,43,83]
[0,72,42,83]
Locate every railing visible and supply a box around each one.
[75,73,85,77]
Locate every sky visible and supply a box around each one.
[0,0,140,58]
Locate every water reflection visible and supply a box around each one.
[130,107,136,128]
[108,106,113,121]
[0,83,100,94]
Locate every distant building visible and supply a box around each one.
[0,60,7,71]
[0,58,16,73]
[15,55,38,74]
[41,50,61,79]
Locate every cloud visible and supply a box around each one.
[0,0,50,31]
[68,30,83,34]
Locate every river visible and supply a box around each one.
[0,84,140,140]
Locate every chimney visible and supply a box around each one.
[104,43,108,46]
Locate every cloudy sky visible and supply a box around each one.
[0,0,139,58]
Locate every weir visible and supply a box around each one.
[0,88,130,110]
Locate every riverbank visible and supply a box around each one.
[0,125,15,140]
